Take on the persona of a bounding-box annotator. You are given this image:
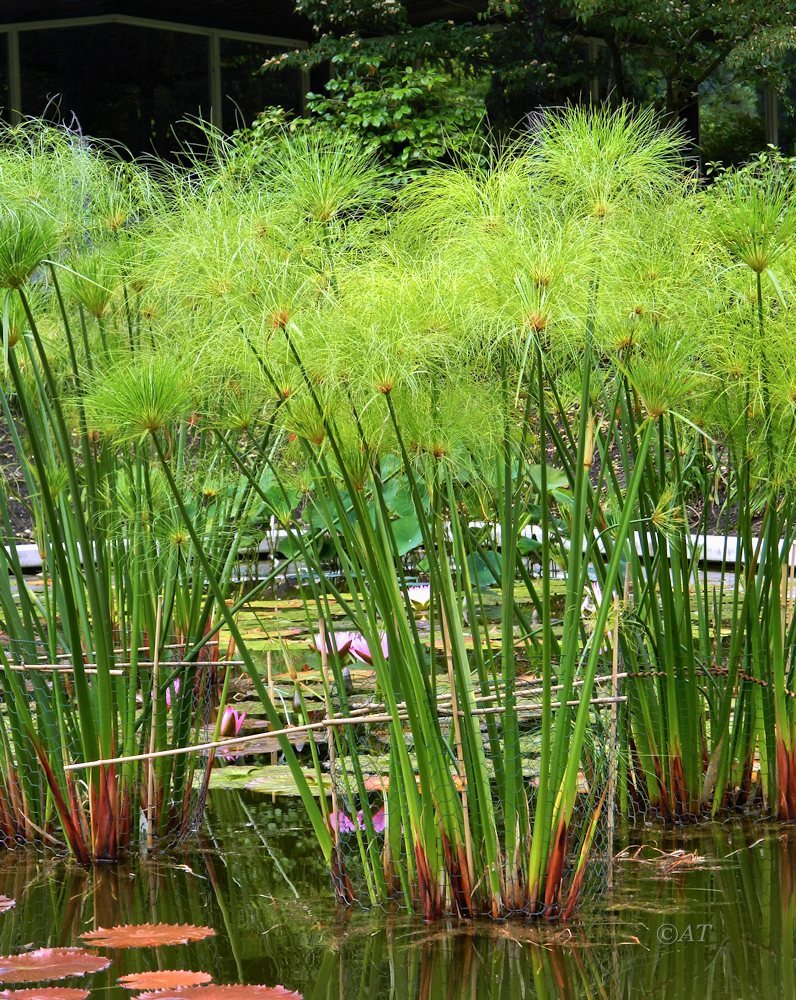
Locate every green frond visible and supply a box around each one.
[83,353,192,441]
[0,209,56,290]
[708,160,796,275]
[527,103,686,220]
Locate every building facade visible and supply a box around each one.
[0,2,313,151]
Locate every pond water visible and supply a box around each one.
[1,791,794,999]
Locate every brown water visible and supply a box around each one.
[0,793,794,999]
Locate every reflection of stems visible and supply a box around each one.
[308,950,339,1000]
[201,822,246,982]
[238,796,299,899]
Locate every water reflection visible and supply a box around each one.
[0,794,795,998]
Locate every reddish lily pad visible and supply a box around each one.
[134,988,301,1000]
[0,899,14,913]
[0,990,90,1000]
[118,972,213,990]
[0,949,110,983]
[80,924,216,949]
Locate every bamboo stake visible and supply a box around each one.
[54,642,218,660]
[145,598,163,850]
[7,664,125,676]
[66,695,628,771]
[38,660,240,671]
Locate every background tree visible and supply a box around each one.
[261,0,796,166]
[561,0,796,140]
[263,0,488,176]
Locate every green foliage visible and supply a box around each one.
[700,81,767,166]
[5,109,796,917]
[302,58,484,174]
[258,2,486,178]
[262,0,796,159]
[567,0,796,111]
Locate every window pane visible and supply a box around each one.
[19,24,209,153]
[220,38,302,132]
[0,33,9,122]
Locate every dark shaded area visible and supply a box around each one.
[0,2,478,154]
[220,38,302,134]
[0,417,31,541]
[0,35,7,119]
[0,1,485,36]
[20,23,209,153]
[0,1,312,38]
[4,22,305,154]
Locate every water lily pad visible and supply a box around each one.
[134,987,301,1000]
[118,972,213,990]
[80,924,215,949]
[209,730,328,757]
[0,990,90,1000]
[205,766,331,796]
[0,949,110,983]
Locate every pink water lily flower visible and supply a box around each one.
[330,810,357,834]
[350,632,389,665]
[312,630,358,658]
[357,806,386,833]
[165,677,181,710]
[218,706,246,759]
[331,807,386,835]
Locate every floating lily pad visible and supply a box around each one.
[80,924,215,949]
[118,972,213,990]
[247,599,311,611]
[205,765,331,795]
[210,730,328,757]
[0,949,110,983]
[134,987,301,1000]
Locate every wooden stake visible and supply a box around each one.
[66,695,628,772]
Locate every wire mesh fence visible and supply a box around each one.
[0,578,627,917]
[0,629,220,854]
[325,678,623,914]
